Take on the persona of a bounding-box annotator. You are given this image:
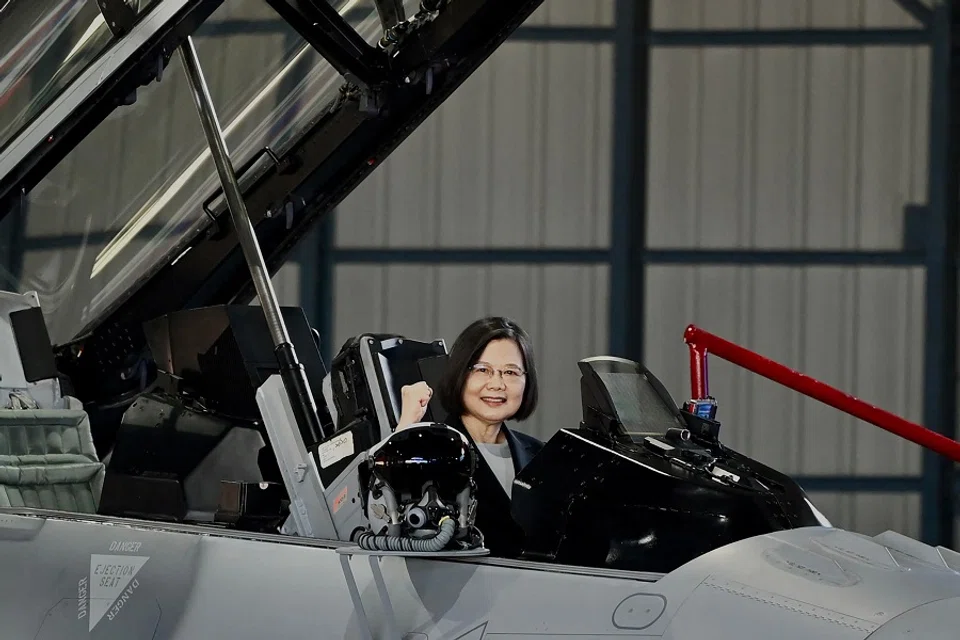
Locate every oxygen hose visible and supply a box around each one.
[356,516,457,552]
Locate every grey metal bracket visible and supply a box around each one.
[336,546,489,640]
[96,0,138,37]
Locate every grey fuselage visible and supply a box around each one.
[2,508,959,639]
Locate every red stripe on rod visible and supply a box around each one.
[683,324,960,464]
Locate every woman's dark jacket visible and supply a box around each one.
[443,414,544,558]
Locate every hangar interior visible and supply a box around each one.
[1,0,957,550]
[287,0,958,548]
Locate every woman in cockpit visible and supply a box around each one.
[395,316,543,557]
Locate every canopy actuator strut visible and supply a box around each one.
[373,0,405,31]
[178,36,326,446]
[264,0,386,89]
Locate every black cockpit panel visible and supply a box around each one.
[511,356,822,574]
[99,304,334,526]
[143,304,333,443]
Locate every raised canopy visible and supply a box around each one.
[0,0,541,355]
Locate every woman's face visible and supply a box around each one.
[461,338,527,425]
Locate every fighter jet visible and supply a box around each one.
[0,1,959,638]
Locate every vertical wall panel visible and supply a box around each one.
[647,2,930,250]
[859,45,930,249]
[250,263,301,307]
[269,262,303,307]
[805,41,862,248]
[536,266,609,438]
[336,36,614,248]
[333,265,386,339]
[543,44,615,248]
[645,45,699,247]
[644,266,924,479]
[525,0,615,25]
[489,44,543,247]
[752,41,801,248]
[435,65,495,247]
[333,265,608,441]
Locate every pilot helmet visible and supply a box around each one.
[361,423,478,542]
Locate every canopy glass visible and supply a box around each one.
[0,0,380,345]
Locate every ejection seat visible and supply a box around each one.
[322,333,449,461]
[0,292,104,514]
[268,333,450,539]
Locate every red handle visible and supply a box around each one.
[683,324,960,464]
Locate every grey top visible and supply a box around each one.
[477,440,515,498]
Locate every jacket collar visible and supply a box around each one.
[501,423,537,471]
[446,416,533,473]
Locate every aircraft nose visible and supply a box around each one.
[867,596,960,639]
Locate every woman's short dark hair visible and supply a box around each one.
[439,316,539,422]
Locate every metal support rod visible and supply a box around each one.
[179,37,289,348]
[684,325,960,465]
[178,36,326,445]
[373,0,405,32]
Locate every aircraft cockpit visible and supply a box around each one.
[6,2,960,638]
[0,0,826,580]
[0,285,825,576]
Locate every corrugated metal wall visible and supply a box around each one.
[644,1,929,537]
[325,0,933,539]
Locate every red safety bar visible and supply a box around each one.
[683,324,960,464]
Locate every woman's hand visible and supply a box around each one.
[396,381,433,430]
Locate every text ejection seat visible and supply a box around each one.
[0,292,103,513]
